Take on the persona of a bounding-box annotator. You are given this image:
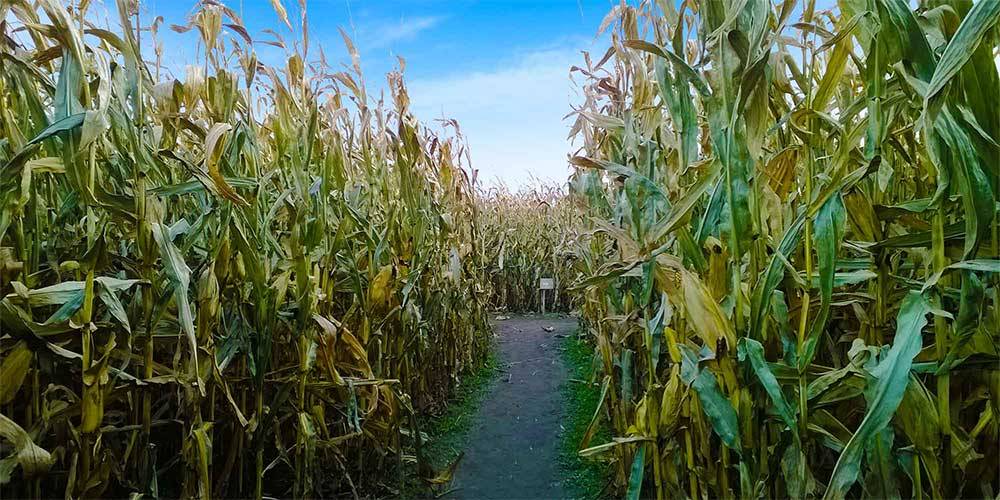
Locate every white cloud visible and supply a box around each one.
[407,46,585,188]
[366,16,443,49]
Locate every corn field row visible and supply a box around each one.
[3,0,1000,499]
[477,183,581,313]
[565,0,998,499]
[0,0,492,497]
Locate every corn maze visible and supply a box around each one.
[1,0,999,499]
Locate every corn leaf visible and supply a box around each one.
[823,291,932,500]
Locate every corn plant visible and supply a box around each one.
[0,0,490,497]
[567,1,998,498]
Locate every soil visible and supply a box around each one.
[448,314,577,499]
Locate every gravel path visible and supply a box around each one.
[449,315,576,499]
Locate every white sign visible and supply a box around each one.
[539,278,555,290]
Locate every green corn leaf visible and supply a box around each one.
[925,0,1000,101]
[801,193,847,370]
[862,427,899,499]
[625,443,646,500]
[781,441,817,499]
[151,222,203,395]
[696,180,727,245]
[624,39,711,97]
[928,107,996,259]
[874,0,935,79]
[922,259,1000,291]
[936,271,986,374]
[680,345,741,451]
[569,156,669,203]
[738,338,797,439]
[895,375,942,493]
[579,375,611,450]
[53,49,84,121]
[749,212,806,340]
[647,161,721,245]
[713,115,753,259]
[823,291,932,500]
[1,113,86,179]
[654,57,698,170]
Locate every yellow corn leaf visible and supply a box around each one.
[0,412,53,480]
[659,365,683,436]
[203,123,248,206]
[339,328,373,378]
[368,265,393,307]
[657,254,737,352]
[0,341,32,405]
[269,0,292,30]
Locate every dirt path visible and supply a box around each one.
[449,315,577,499]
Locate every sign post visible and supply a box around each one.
[539,278,554,314]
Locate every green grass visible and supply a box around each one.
[421,349,501,469]
[559,330,610,499]
[399,345,501,498]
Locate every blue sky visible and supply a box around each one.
[106,0,620,188]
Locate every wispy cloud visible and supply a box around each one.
[366,16,443,49]
[407,44,586,188]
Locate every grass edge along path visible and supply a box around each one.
[402,343,501,497]
[559,328,610,499]
[423,348,502,469]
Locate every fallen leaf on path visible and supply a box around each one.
[422,451,464,486]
